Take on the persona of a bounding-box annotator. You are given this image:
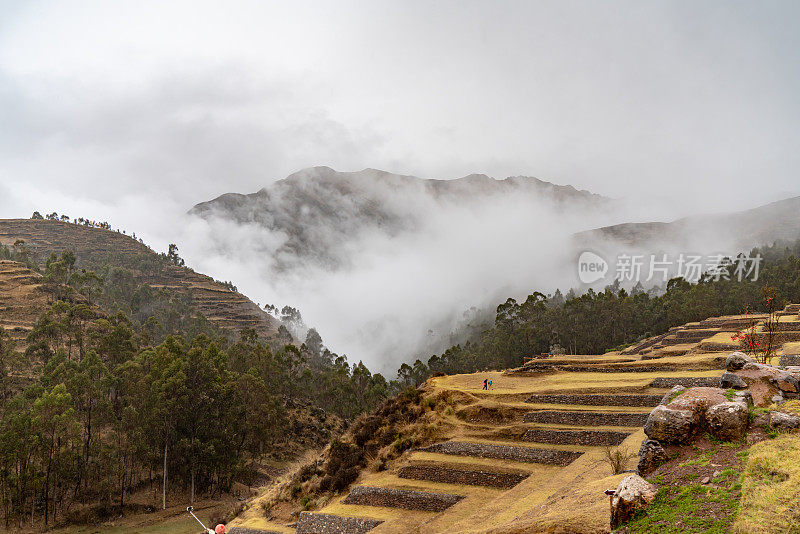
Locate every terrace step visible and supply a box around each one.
[525,394,662,407]
[228,528,282,534]
[521,363,681,373]
[650,376,720,388]
[296,512,383,534]
[523,410,648,427]
[522,428,631,446]
[397,464,528,489]
[417,441,582,466]
[342,486,464,512]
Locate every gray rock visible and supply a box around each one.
[731,390,753,408]
[771,374,800,393]
[644,405,695,444]
[772,393,785,405]
[719,372,747,389]
[706,401,749,441]
[770,411,800,431]
[637,439,669,476]
[701,476,711,484]
[752,412,770,429]
[659,385,686,406]
[726,351,755,371]
[610,474,658,529]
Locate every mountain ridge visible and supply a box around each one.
[575,195,800,251]
[189,166,612,272]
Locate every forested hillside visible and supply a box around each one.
[399,239,800,385]
[0,218,395,530]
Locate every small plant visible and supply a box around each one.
[603,445,636,474]
[731,287,782,364]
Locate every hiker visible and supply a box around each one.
[488,379,493,390]
[482,378,488,390]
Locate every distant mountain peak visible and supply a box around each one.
[191,166,611,271]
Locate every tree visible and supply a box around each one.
[32,384,79,526]
[165,244,185,266]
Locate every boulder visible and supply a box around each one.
[774,375,799,394]
[770,411,800,431]
[732,390,753,407]
[706,401,749,441]
[751,412,771,429]
[637,439,669,476]
[659,385,686,406]
[644,405,695,444]
[735,362,800,406]
[667,387,727,415]
[726,351,755,371]
[610,474,658,529]
[720,372,747,389]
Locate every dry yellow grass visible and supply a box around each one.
[781,341,800,355]
[432,368,722,397]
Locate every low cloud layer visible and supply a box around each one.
[181,171,623,373]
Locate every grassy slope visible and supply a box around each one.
[733,400,800,533]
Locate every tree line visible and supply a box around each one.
[398,240,800,385]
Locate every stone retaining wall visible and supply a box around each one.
[342,486,464,512]
[296,512,382,534]
[418,441,582,465]
[522,428,630,446]
[523,410,648,426]
[673,330,716,341]
[524,394,662,407]
[780,354,800,366]
[650,377,720,388]
[397,464,527,489]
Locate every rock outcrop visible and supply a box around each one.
[610,474,658,529]
[726,359,800,406]
[644,379,755,447]
[706,402,749,441]
[637,439,669,476]
[769,411,800,431]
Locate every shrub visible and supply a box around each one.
[603,445,636,474]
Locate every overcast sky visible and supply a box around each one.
[3,1,800,369]
[1,0,799,223]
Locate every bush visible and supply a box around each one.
[603,445,635,474]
